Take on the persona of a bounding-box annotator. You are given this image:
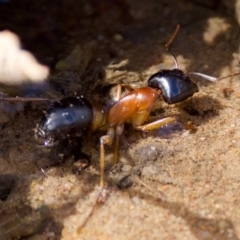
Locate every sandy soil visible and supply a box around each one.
[0,0,240,239]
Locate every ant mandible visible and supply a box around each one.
[0,25,239,188]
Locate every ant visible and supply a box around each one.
[0,25,239,188]
[1,24,240,238]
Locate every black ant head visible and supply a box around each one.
[147,24,219,105]
[147,68,199,104]
[147,26,199,105]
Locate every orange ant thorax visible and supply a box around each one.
[107,87,160,126]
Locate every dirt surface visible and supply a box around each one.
[1,0,240,239]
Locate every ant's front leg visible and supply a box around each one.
[135,116,176,131]
[113,83,135,101]
[135,116,196,132]
[130,106,196,132]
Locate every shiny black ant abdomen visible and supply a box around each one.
[36,96,93,146]
[36,96,106,147]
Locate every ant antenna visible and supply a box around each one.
[189,71,240,82]
[217,72,240,81]
[188,72,217,82]
[165,24,180,69]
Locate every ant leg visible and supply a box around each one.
[116,84,123,100]
[135,117,177,131]
[121,84,135,92]
[112,84,126,165]
[179,121,197,132]
[115,83,135,100]
[113,136,119,165]
[135,116,196,132]
[100,127,115,187]
[113,123,124,165]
